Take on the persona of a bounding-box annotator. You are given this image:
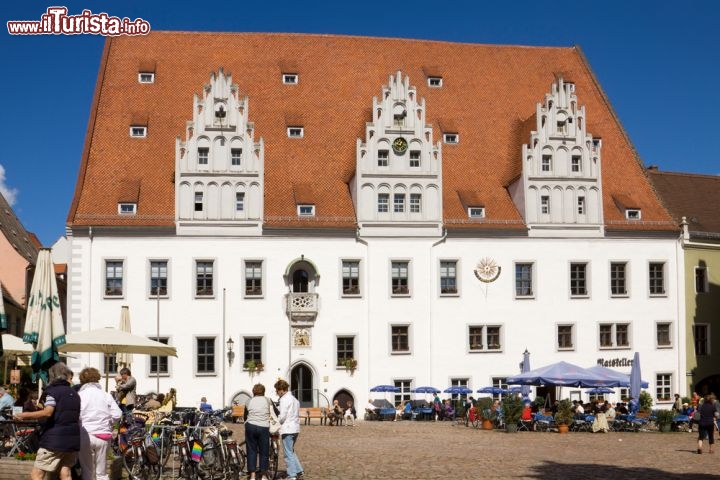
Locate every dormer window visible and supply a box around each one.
[443,133,458,144]
[428,77,443,88]
[468,207,485,218]
[283,73,298,85]
[287,127,304,138]
[297,205,315,216]
[626,209,641,220]
[118,203,137,215]
[409,150,420,167]
[138,72,155,83]
[130,126,147,138]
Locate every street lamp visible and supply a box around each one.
[226,337,235,366]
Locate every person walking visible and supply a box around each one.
[77,367,122,480]
[697,394,718,454]
[14,362,81,480]
[244,384,272,480]
[274,379,304,480]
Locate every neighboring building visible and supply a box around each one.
[647,168,720,397]
[66,33,681,408]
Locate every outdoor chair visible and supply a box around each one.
[533,413,553,432]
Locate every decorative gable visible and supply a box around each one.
[175,68,264,236]
[352,71,443,237]
[509,76,604,237]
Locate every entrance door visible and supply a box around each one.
[291,364,314,407]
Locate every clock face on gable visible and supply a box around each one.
[392,137,408,154]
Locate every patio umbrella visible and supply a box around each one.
[1,334,32,383]
[586,387,615,395]
[629,352,642,400]
[59,327,178,356]
[23,249,66,384]
[116,306,133,370]
[477,386,507,395]
[369,384,399,404]
[411,386,440,394]
[586,365,648,388]
[520,349,531,397]
[443,386,472,395]
[506,361,610,387]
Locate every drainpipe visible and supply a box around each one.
[429,228,447,387]
[355,227,369,399]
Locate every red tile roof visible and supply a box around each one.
[67,32,674,233]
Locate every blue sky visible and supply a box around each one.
[1,1,718,246]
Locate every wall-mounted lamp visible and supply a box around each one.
[226,337,235,366]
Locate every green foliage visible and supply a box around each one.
[533,396,545,410]
[502,394,525,424]
[639,391,653,411]
[554,399,574,425]
[655,408,675,426]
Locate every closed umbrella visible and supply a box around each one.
[629,352,642,401]
[520,349,531,397]
[23,249,66,385]
[116,306,133,370]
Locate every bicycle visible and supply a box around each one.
[238,432,279,480]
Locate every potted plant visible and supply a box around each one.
[244,359,264,374]
[655,408,675,432]
[554,399,574,433]
[476,397,496,430]
[502,394,524,433]
[342,358,357,374]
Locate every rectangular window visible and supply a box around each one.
[428,77,443,87]
[282,74,298,84]
[443,133,458,144]
[195,261,214,297]
[104,354,118,376]
[342,261,360,295]
[515,263,533,297]
[138,72,155,83]
[377,193,389,213]
[557,120,567,135]
[194,192,203,212]
[695,266,709,293]
[570,262,588,297]
[393,114,405,127]
[130,126,146,137]
[557,325,574,350]
[694,324,709,356]
[599,323,631,349]
[610,262,627,296]
[196,337,215,374]
[391,325,409,353]
[492,378,508,401]
[656,322,671,347]
[449,378,469,401]
[391,261,409,295]
[626,209,641,220]
[378,150,389,167]
[541,196,550,214]
[487,326,501,350]
[118,203,137,214]
[297,205,315,216]
[231,148,242,166]
[243,337,262,366]
[105,260,123,296]
[577,196,585,215]
[541,155,552,172]
[150,260,168,297]
[571,155,582,172]
[149,337,169,375]
[245,261,263,296]
[409,151,420,168]
[287,127,304,138]
[649,262,666,295]
[198,148,209,165]
[410,193,421,213]
[235,192,245,212]
[336,336,355,366]
[440,261,457,294]
[393,194,405,213]
[394,379,412,405]
[656,374,671,402]
[469,326,484,351]
[468,207,485,218]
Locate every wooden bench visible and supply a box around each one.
[301,407,326,425]
[231,405,245,423]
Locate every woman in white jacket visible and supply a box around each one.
[78,367,122,480]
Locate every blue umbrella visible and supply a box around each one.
[370,384,399,392]
[477,386,507,394]
[586,365,649,388]
[411,386,440,394]
[444,386,472,395]
[586,387,615,395]
[520,349,531,397]
[629,351,642,400]
[507,386,523,394]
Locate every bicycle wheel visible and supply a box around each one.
[268,437,279,480]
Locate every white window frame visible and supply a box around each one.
[467,324,503,353]
[540,195,550,215]
[194,336,217,376]
[197,147,209,165]
[118,203,137,215]
[194,191,204,213]
[231,148,242,166]
[390,259,411,297]
[409,150,421,168]
[577,196,585,215]
[598,322,632,350]
[409,193,422,213]
[103,258,125,299]
[244,259,265,298]
[130,126,147,138]
[282,73,298,85]
[390,324,411,355]
[235,192,245,213]
[468,207,485,218]
[427,76,443,88]
[569,262,590,298]
[138,72,155,83]
[443,133,459,144]
[541,155,552,172]
[655,321,672,349]
[648,261,667,297]
[655,373,672,403]
[557,324,575,351]
[335,335,356,368]
[610,261,629,298]
[571,155,582,173]
[340,259,361,297]
[148,336,171,377]
[393,193,405,213]
[439,259,459,296]
[287,127,304,138]
[695,266,709,293]
[377,193,389,213]
[693,323,710,356]
[625,209,642,220]
[297,205,315,216]
[378,150,389,167]
[242,336,264,370]
[194,259,215,299]
[148,259,170,299]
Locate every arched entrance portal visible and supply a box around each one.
[334,389,355,411]
[695,374,720,397]
[291,364,314,407]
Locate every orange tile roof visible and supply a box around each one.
[67,32,674,233]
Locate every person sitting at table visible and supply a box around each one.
[394,401,405,421]
[23,391,41,413]
[327,400,343,426]
[344,400,356,426]
[365,400,378,419]
[443,399,455,420]
[520,402,534,431]
[616,402,629,415]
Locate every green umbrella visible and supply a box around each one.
[22,249,66,384]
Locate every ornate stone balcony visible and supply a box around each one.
[285,292,319,323]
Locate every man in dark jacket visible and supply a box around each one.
[15,362,81,480]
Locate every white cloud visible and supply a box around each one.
[0,163,19,206]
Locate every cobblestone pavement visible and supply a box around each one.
[226,420,717,480]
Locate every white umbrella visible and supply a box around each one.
[1,333,33,383]
[59,327,178,356]
[23,249,66,385]
[116,306,133,369]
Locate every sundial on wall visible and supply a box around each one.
[474,257,501,283]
